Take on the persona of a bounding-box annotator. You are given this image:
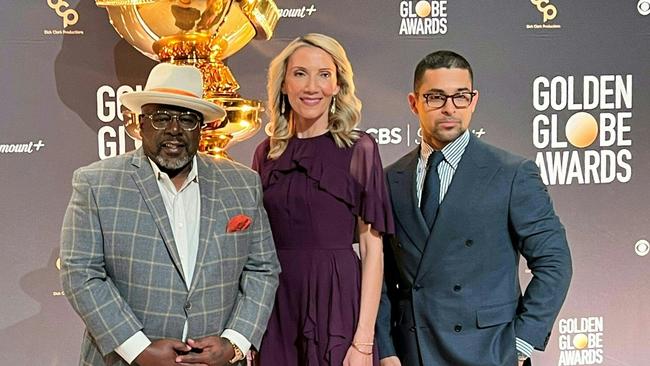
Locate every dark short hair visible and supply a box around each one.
[413,50,473,92]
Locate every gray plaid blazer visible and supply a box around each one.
[60,148,280,366]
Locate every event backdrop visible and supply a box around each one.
[1,1,648,365]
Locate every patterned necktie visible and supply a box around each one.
[421,151,444,229]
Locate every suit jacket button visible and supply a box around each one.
[453,284,462,292]
[454,324,462,332]
[397,242,403,248]
[409,326,416,332]
[465,239,473,247]
[184,301,192,310]
[413,284,422,291]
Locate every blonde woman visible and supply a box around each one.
[252,33,394,366]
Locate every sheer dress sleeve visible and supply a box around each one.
[349,132,395,235]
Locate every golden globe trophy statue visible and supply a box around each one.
[96,0,279,158]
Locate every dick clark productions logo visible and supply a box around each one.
[526,0,561,29]
[47,0,78,28]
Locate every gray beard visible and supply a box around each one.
[154,153,193,171]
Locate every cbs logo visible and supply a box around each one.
[365,127,403,145]
[639,0,650,16]
[47,0,79,28]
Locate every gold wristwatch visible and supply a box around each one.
[227,338,245,364]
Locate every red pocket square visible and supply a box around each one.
[227,214,252,233]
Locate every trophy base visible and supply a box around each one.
[200,96,262,158]
[198,130,232,159]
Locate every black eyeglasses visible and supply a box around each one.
[421,91,477,109]
[140,110,203,131]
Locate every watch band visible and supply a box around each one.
[517,350,529,361]
[227,338,245,364]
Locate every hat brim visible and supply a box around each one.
[120,91,226,122]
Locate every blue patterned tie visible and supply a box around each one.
[421,151,444,229]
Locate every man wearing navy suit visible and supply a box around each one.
[376,51,572,366]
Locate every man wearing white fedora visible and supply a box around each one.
[60,63,280,366]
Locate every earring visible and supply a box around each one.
[280,94,285,114]
[330,96,336,114]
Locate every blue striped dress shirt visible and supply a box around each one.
[416,130,470,206]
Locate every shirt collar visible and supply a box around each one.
[148,155,199,193]
[419,129,470,169]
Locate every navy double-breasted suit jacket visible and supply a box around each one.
[377,135,572,366]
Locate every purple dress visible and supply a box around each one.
[253,132,394,366]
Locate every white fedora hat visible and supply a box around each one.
[120,63,225,122]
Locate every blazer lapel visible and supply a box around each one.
[130,149,187,285]
[415,136,498,281]
[388,147,429,252]
[188,154,225,293]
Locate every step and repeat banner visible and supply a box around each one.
[1,1,648,365]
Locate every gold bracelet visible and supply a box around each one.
[226,338,245,364]
[351,343,373,355]
[352,341,374,346]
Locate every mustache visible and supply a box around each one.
[436,118,461,123]
[158,138,187,146]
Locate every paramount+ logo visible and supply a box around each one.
[532,74,634,186]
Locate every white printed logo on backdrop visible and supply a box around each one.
[526,0,561,30]
[638,0,650,16]
[44,0,84,35]
[398,1,448,36]
[97,84,143,159]
[532,74,634,186]
[279,4,317,18]
[557,316,604,365]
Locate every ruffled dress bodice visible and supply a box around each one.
[253,132,393,366]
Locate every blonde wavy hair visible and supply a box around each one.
[266,33,362,159]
